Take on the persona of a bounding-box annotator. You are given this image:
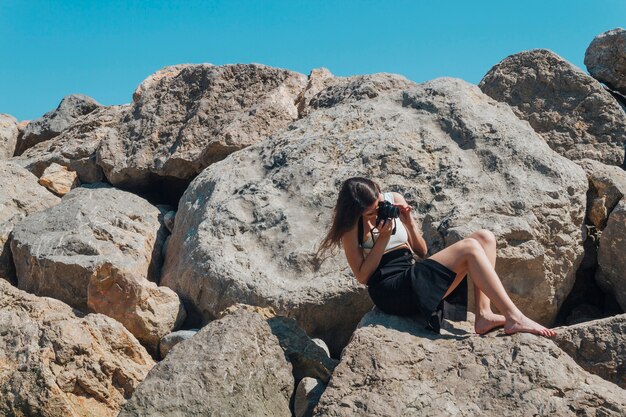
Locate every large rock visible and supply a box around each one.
[15,94,101,156]
[0,113,18,159]
[38,162,80,196]
[0,161,61,284]
[0,279,155,417]
[312,308,626,416]
[161,75,587,358]
[585,28,626,96]
[96,63,308,188]
[577,158,626,228]
[479,49,626,167]
[11,104,128,183]
[118,309,294,417]
[554,314,626,388]
[10,185,185,353]
[596,200,626,310]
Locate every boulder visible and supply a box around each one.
[479,49,626,167]
[0,161,61,284]
[161,76,587,358]
[585,28,626,96]
[295,377,326,417]
[10,185,185,353]
[0,113,18,159]
[158,329,197,359]
[11,104,128,183]
[15,94,101,156]
[577,158,626,229]
[38,162,80,196]
[96,63,308,188]
[312,308,626,416]
[596,200,626,310]
[554,314,626,388]
[118,309,294,417]
[0,279,154,417]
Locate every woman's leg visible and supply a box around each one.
[429,234,556,337]
[446,230,506,334]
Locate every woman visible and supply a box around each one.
[318,177,556,337]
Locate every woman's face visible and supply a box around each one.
[362,193,384,224]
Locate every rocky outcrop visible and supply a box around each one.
[597,200,626,310]
[554,314,626,388]
[0,113,18,159]
[0,279,155,417]
[578,159,626,229]
[0,161,61,284]
[479,49,626,167]
[11,104,128,183]
[10,185,185,353]
[313,308,626,416]
[585,28,626,96]
[96,63,308,188]
[161,75,587,358]
[118,309,294,417]
[15,94,101,156]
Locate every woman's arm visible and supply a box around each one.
[392,192,428,258]
[341,220,394,285]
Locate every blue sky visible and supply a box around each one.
[1,0,624,121]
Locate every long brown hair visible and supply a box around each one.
[316,177,381,260]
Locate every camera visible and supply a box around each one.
[376,200,400,232]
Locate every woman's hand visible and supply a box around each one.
[376,217,395,240]
[396,203,415,226]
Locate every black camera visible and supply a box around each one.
[376,200,400,231]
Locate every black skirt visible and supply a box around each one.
[367,248,468,333]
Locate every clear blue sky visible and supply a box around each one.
[1,0,624,121]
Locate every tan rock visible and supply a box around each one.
[0,280,155,417]
[38,162,80,196]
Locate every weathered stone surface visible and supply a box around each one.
[479,49,626,167]
[578,158,626,229]
[585,28,626,96]
[118,309,294,417]
[158,329,197,359]
[10,185,185,352]
[0,113,18,159]
[15,94,101,156]
[161,76,587,358]
[296,67,337,116]
[0,161,60,284]
[554,314,626,388]
[0,279,155,417]
[597,200,626,311]
[163,210,176,233]
[295,377,326,417]
[11,104,128,183]
[38,162,80,196]
[96,63,308,188]
[313,308,626,416]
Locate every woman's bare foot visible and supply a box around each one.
[504,313,556,337]
[474,311,506,335]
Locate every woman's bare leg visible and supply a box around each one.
[429,235,556,337]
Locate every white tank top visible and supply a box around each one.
[360,192,410,255]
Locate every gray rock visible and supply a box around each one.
[312,308,626,416]
[118,309,294,417]
[11,104,128,183]
[479,49,626,167]
[311,338,331,358]
[161,76,587,358]
[0,161,61,284]
[0,113,18,159]
[0,279,155,417]
[158,329,197,358]
[295,377,326,417]
[163,210,176,233]
[10,186,185,353]
[596,200,626,311]
[267,316,339,384]
[15,94,101,156]
[585,28,626,96]
[577,158,626,229]
[554,314,626,388]
[96,63,308,188]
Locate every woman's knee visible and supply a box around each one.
[460,237,485,258]
[471,229,496,247]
